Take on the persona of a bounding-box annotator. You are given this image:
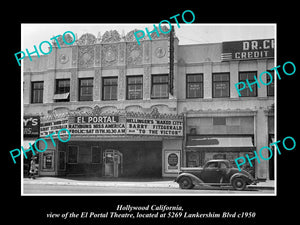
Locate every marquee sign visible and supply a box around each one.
[40,108,184,138]
[126,117,183,136]
[221,39,274,61]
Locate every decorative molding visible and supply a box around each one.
[126,42,143,65]
[95,45,101,65]
[101,30,121,43]
[155,47,166,58]
[77,33,96,45]
[78,46,95,68]
[59,54,69,64]
[101,44,118,66]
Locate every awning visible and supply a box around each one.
[53,92,69,100]
[186,136,255,151]
[22,139,36,149]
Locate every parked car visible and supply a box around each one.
[175,159,257,191]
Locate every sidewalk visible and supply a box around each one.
[23,176,275,190]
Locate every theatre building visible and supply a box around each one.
[23,28,274,180]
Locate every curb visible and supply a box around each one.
[23,179,274,190]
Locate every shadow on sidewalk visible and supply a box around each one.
[53,175,175,182]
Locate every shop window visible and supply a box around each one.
[79,78,93,101]
[54,79,70,102]
[91,146,102,164]
[186,74,203,98]
[127,76,143,100]
[151,74,169,99]
[267,71,274,96]
[31,81,43,103]
[212,73,230,98]
[68,146,78,164]
[238,71,257,97]
[102,77,118,100]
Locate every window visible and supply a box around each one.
[102,77,118,100]
[151,74,169,99]
[91,147,102,164]
[68,146,78,164]
[212,73,230,98]
[267,71,274,96]
[54,79,70,102]
[239,72,257,97]
[79,78,93,101]
[31,81,43,103]
[186,74,203,98]
[127,76,143,100]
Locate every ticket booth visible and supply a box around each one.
[103,149,123,177]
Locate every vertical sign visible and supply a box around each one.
[169,25,174,95]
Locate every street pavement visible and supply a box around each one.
[23,183,274,195]
[22,177,275,195]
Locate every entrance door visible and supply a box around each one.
[103,149,123,177]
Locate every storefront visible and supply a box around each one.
[38,107,183,178]
[185,135,256,177]
[185,115,257,177]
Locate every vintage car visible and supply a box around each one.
[175,159,257,191]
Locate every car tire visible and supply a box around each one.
[179,177,194,189]
[232,177,246,191]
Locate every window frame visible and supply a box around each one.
[238,71,258,97]
[126,75,143,100]
[186,73,203,99]
[102,77,118,101]
[31,81,44,104]
[212,73,230,98]
[55,79,70,102]
[267,70,274,97]
[79,78,93,101]
[151,74,169,99]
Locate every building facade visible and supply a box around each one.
[23,28,274,180]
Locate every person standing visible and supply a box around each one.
[29,157,37,179]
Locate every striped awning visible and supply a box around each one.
[186,136,254,148]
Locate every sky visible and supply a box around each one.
[21,23,275,50]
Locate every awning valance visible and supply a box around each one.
[186,136,255,151]
[53,92,69,100]
[22,139,36,149]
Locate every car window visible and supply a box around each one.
[219,162,228,169]
[206,162,218,168]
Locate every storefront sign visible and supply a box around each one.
[23,116,40,137]
[221,39,274,61]
[40,118,69,137]
[126,117,183,136]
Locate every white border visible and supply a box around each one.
[21,23,276,196]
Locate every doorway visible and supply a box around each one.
[103,149,123,177]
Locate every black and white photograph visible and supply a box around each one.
[20,23,276,196]
[4,6,298,225]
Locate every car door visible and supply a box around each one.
[200,161,223,183]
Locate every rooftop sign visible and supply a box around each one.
[221,39,274,61]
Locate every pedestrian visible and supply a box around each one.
[29,156,37,179]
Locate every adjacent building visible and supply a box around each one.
[23,27,275,180]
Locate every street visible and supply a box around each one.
[23,183,274,195]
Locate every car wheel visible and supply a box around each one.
[179,177,194,189]
[232,177,246,191]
